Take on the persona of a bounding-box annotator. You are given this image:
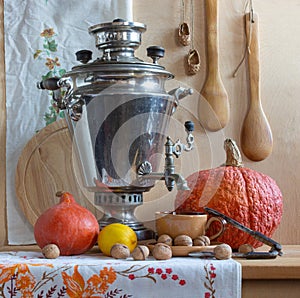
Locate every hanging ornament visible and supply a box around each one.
[187,0,201,75]
[178,22,191,46]
[178,0,191,46]
[187,48,201,75]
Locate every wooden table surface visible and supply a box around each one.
[237,245,300,280]
[1,244,299,280]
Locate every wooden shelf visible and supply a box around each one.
[1,244,300,280]
[237,245,300,279]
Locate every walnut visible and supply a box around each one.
[157,234,173,246]
[110,243,130,259]
[174,235,193,246]
[238,243,254,254]
[193,235,210,246]
[42,244,60,259]
[214,244,232,260]
[132,245,150,260]
[152,243,172,260]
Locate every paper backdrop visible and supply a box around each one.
[4,0,133,244]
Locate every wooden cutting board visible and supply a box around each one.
[15,119,102,226]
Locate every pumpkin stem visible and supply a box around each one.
[56,191,75,204]
[56,191,65,197]
[224,139,243,167]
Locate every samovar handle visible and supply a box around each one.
[37,77,61,90]
[168,87,193,114]
[37,77,74,111]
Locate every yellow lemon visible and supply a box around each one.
[98,223,137,256]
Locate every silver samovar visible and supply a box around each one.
[38,19,194,240]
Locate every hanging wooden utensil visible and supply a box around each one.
[241,12,273,161]
[199,0,230,131]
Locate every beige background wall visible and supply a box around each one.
[0,0,300,246]
[133,0,300,245]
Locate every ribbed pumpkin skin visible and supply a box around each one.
[34,192,99,256]
[175,166,283,249]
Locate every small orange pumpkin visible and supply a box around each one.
[34,191,99,255]
[175,139,283,249]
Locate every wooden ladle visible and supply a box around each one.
[199,0,230,132]
[241,12,273,161]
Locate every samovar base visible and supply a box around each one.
[95,192,156,241]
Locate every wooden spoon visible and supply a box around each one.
[241,12,273,161]
[199,0,230,132]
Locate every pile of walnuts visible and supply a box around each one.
[146,234,211,260]
[157,234,211,247]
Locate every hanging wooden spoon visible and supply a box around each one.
[241,12,273,161]
[199,0,230,132]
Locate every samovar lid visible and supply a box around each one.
[69,19,173,79]
[88,18,146,51]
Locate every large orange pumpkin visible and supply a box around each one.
[175,139,283,249]
[34,191,99,255]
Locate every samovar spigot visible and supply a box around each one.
[138,121,194,191]
[164,121,194,190]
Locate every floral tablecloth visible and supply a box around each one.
[0,251,241,298]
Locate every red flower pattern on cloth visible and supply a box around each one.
[204,263,217,298]
[147,267,186,286]
[128,274,135,280]
[148,267,155,274]
[119,265,186,286]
